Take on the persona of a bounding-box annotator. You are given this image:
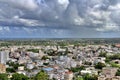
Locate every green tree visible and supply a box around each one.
[95,62,106,69]
[46,49,54,56]
[41,56,49,60]
[108,54,120,60]
[99,52,107,57]
[75,77,84,80]
[6,68,16,73]
[70,66,85,72]
[27,49,39,53]
[0,73,8,80]
[34,71,49,80]
[7,62,24,70]
[11,73,29,80]
[116,69,120,76]
[84,61,92,65]
[83,74,98,80]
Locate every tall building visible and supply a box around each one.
[0,51,9,64]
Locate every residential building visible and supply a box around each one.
[0,64,6,73]
[64,71,73,80]
[0,51,9,64]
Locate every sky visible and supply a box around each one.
[0,0,120,38]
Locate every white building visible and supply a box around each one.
[0,51,9,64]
[81,70,91,75]
[26,63,34,69]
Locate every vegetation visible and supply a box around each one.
[83,74,98,80]
[70,66,85,72]
[75,76,84,80]
[116,69,120,76]
[41,56,49,60]
[45,48,70,56]
[0,73,8,80]
[34,70,49,80]
[95,62,106,69]
[75,74,98,80]
[110,62,120,68]
[7,62,24,70]
[99,52,107,57]
[105,54,120,66]
[108,54,120,60]
[43,63,49,66]
[6,68,16,73]
[27,49,39,53]
[0,39,120,47]
[11,73,29,80]
[84,61,92,65]
[45,49,56,56]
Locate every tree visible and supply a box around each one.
[116,69,120,76]
[27,49,39,53]
[70,66,85,72]
[46,49,54,56]
[41,56,49,60]
[84,61,92,65]
[7,62,24,70]
[108,54,120,60]
[34,71,49,80]
[43,63,49,66]
[0,73,8,80]
[95,62,106,69]
[6,68,16,73]
[99,52,107,57]
[11,73,29,80]
[83,74,98,80]
[75,77,84,80]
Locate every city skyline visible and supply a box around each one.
[0,0,120,38]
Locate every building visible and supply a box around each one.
[18,66,24,71]
[112,76,120,80]
[0,51,9,64]
[81,70,91,75]
[98,67,118,80]
[98,75,106,80]
[98,76,120,80]
[102,67,118,78]
[0,64,6,73]
[64,71,73,80]
[26,63,34,69]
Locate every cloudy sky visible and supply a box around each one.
[0,0,120,38]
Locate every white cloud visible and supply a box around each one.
[4,27,10,32]
[0,0,38,11]
[74,18,84,25]
[16,18,45,26]
[0,0,120,33]
[23,27,37,33]
[0,27,3,31]
[57,0,69,9]
[109,3,120,10]
[0,26,10,34]
[96,22,119,32]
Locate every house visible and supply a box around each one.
[98,67,118,80]
[0,64,6,73]
[102,67,118,78]
[64,71,73,80]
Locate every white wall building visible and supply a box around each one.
[0,51,9,64]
